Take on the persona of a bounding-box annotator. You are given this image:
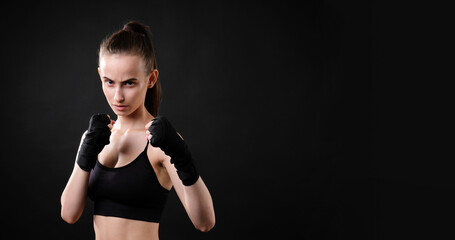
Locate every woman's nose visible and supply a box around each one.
[114,87,124,102]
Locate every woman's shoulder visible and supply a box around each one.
[146,141,165,161]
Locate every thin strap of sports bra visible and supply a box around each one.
[144,140,150,152]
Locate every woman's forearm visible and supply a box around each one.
[182,177,215,232]
[60,164,90,224]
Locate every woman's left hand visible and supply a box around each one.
[145,116,199,186]
[145,116,185,156]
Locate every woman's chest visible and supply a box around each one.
[98,131,148,168]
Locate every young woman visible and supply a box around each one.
[60,21,215,239]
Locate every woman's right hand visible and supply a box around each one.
[76,113,113,172]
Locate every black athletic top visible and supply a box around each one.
[88,142,170,222]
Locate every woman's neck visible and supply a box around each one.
[114,106,154,131]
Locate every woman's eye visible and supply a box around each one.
[106,80,114,85]
[125,81,134,86]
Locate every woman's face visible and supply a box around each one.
[98,53,154,117]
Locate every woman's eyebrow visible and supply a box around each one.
[102,77,138,82]
[122,78,138,82]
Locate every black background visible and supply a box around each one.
[0,1,452,239]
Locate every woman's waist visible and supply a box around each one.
[94,215,159,240]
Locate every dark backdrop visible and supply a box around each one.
[0,1,452,240]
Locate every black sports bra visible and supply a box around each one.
[88,142,170,222]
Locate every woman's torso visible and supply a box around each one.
[93,215,159,240]
[90,127,172,240]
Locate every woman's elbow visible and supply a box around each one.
[60,204,81,224]
[195,219,216,232]
[61,211,79,224]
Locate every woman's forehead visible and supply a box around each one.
[99,53,146,77]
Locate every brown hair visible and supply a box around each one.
[99,21,161,116]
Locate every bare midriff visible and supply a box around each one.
[93,215,160,240]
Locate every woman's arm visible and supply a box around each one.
[163,155,215,232]
[60,162,90,224]
[60,133,90,224]
[61,114,113,224]
[146,117,215,231]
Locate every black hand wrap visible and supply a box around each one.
[76,114,111,172]
[148,116,199,186]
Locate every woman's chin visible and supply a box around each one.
[111,105,141,117]
[112,109,128,116]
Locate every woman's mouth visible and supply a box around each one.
[113,104,128,111]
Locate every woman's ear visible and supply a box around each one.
[148,69,159,88]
